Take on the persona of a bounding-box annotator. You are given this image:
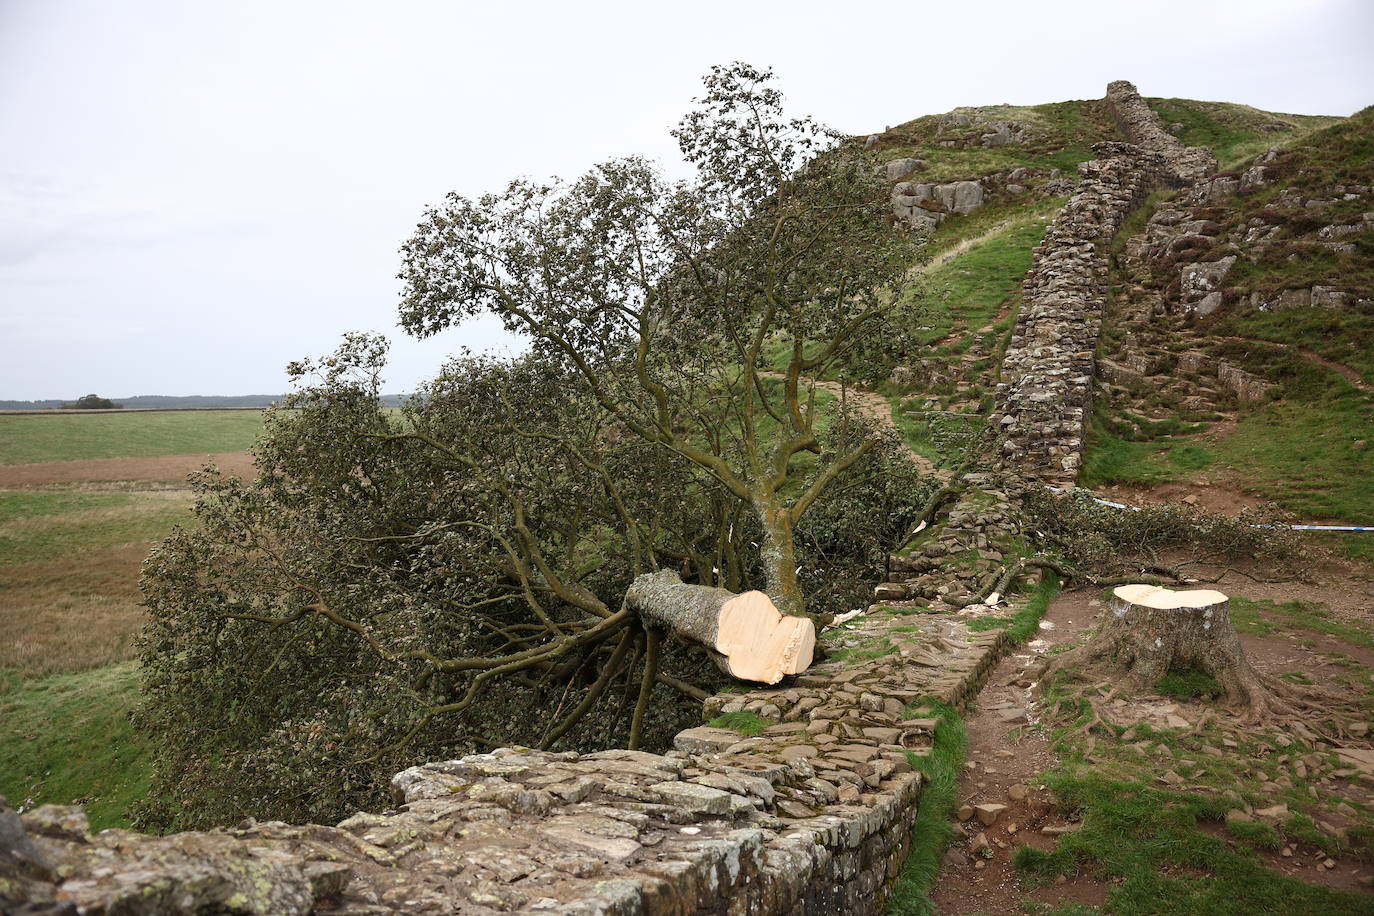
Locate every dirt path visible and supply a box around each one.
[1296,347,1373,394]
[0,452,256,486]
[925,219,1015,271]
[929,589,1101,914]
[1213,335,1372,395]
[931,564,1374,912]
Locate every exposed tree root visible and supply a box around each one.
[1036,586,1364,738]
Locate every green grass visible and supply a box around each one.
[1227,304,1374,387]
[1079,428,1173,488]
[1079,401,1219,489]
[1145,98,1343,170]
[0,662,151,831]
[1014,770,1372,915]
[1155,668,1223,702]
[899,215,1050,348]
[886,701,968,915]
[0,489,136,522]
[1211,395,1374,523]
[706,710,769,737]
[827,636,895,662]
[927,195,1065,258]
[0,410,265,464]
[1231,597,1374,649]
[0,491,193,566]
[875,99,1115,184]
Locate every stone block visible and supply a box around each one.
[675,727,746,755]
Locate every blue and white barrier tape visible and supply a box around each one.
[1044,486,1374,532]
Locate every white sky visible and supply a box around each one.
[1,0,1370,399]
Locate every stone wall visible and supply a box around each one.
[987,142,1170,485]
[1104,80,1217,183]
[3,608,1010,915]
[988,81,1216,487]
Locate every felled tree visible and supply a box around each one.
[137,338,729,826]
[397,62,920,619]
[137,337,924,828]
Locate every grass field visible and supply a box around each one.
[0,410,265,464]
[904,211,1051,348]
[0,663,149,831]
[0,411,252,828]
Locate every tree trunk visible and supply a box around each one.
[1042,584,1278,716]
[755,496,805,618]
[624,569,814,684]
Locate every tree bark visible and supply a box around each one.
[1040,584,1318,722]
[755,496,805,618]
[624,568,814,684]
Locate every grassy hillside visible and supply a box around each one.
[0,410,265,464]
[1086,107,1373,559]
[1145,97,1344,169]
[868,99,1119,181]
[0,664,149,831]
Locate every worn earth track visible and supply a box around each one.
[0,451,256,486]
[755,219,1021,485]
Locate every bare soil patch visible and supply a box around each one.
[0,546,150,676]
[931,589,1100,915]
[0,452,256,487]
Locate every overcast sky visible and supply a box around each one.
[1,0,1370,400]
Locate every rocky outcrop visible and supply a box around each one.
[891,179,986,230]
[885,166,1067,231]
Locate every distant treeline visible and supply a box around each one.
[0,394,409,410]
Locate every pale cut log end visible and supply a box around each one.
[716,590,816,684]
[1112,584,1228,610]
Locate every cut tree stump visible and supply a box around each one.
[1038,583,1332,723]
[624,569,814,684]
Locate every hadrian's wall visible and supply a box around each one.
[988,81,1215,486]
[3,611,1009,915]
[0,81,1214,916]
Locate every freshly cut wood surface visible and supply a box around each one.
[717,590,815,683]
[1113,584,1228,610]
[625,569,814,685]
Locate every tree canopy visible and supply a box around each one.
[62,393,121,409]
[398,62,921,616]
[135,64,931,829]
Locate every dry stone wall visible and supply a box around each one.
[1104,80,1217,183]
[989,81,1216,486]
[2,610,1009,915]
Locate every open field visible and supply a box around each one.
[0,410,261,828]
[0,409,264,464]
[0,664,149,832]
